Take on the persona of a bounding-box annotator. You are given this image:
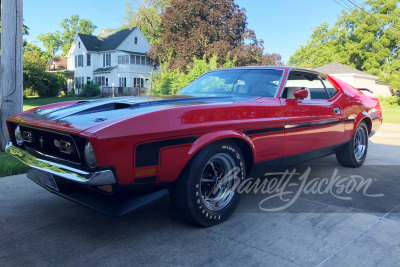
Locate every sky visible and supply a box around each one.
[24,0,346,63]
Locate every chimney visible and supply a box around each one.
[102,28,108,34]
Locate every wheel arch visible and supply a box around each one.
[185,130,256,176]
[354,112,372,135]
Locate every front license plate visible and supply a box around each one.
[36,170,59,191]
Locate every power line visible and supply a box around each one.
[332,0,352,12]
[345,0,400,38]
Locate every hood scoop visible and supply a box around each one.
[75,102,131,115]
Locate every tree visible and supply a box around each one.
[37,32,62,55]
[37,15,97,56]
[288,0,400,89]
[151,54,237,95]
[150,0,282,70]
[124,0,170,44]
[23,51,66,97]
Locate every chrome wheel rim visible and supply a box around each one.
[200,153,237,211]
[354,127,367,161]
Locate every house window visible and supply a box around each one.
[118,55,129,64]
[87,77,91,84]
[140,56,146,65]
[75,77,84,92]
[87,54,91,66]
[103,53,111,67]
[94,76,108,86]
[79,42,81,48]
[134,37,138,44]
[119,77,127,88]
[75,55,83,67]
[130,55,136,64]
[134,78,144,88]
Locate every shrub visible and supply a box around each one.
[80,83,101,97]
[23,51,67,97]
[378,95,400,106]
[68,88,76,97]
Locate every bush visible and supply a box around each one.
[68,89,75,96]
[23,51,67,97]
[378,95,400,106]
[80,83,101,97]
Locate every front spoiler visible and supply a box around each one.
[27,169,169,216]
[5,142,116,186]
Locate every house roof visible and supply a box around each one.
[118,50,148,56]
[78,28,136,52]
[46,57,68,69]
[93,66,118,73]
[314,62,376,78]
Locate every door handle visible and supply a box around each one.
[333,108,341,114]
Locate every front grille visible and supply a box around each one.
[19,126,81,164]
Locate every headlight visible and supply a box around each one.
[84,142,97,168]
[14,126,23,146]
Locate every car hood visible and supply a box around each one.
[17,95,249,133]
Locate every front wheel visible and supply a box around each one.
[336,122,368,168]
[170,141,246,227]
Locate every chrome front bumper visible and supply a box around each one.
[5,142,116,186]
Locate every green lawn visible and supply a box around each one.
[0,151,30,177]
[23,95,85,111]
[382,105,400,124]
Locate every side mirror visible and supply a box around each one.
[293,89,308,101]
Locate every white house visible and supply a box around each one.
[66,27,155,95]
[314,62,391,97]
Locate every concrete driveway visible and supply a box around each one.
[1,123,400,266]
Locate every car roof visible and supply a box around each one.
[213,66,326,75]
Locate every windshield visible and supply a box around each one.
[178,69,284,98]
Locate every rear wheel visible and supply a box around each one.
[170,141,246,227]
[336,122,368,168]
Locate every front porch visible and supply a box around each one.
[101,86,148,97]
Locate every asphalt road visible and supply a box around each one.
[1,123,400,266]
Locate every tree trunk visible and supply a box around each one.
[0,0,23,151]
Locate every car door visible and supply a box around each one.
[232,69,286,167]
[279,70,345,164]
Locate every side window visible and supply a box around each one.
[321,77,338,98]
[232,69,282,98]
[282,71,329,101]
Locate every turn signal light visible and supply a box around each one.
[135,167,158,177]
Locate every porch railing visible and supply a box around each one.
[101,87,148,97]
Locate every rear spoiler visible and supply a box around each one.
[358,88,374,94]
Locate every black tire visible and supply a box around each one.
[336,122,368,168]
[170,141,246,227]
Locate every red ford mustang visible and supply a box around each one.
[6,66,382,226]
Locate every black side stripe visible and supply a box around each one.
[135,136,198,167]
[284,119,355,130]
[242,119,355,136]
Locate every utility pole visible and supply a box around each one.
[0,0,23,151]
